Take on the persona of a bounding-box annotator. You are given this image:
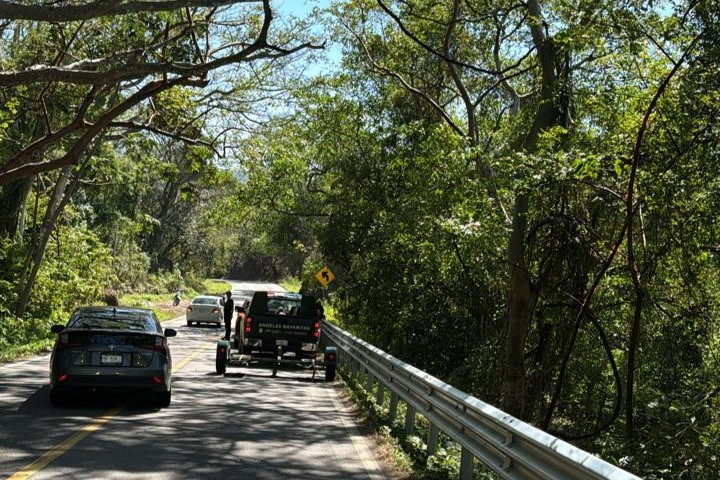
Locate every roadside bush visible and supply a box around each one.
[28,225,115,319]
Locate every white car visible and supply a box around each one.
[186,295,223,327]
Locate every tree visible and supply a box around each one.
[0,0,320,316]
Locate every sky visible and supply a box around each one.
[273,0,343,76]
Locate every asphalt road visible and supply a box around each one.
[0,281,388,480]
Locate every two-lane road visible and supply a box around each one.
[0,282,388,479]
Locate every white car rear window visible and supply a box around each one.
[192,297,219,305]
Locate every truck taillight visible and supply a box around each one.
[244,316,252,333]
[313,321,320,338]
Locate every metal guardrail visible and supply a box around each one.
[321,320,642,480]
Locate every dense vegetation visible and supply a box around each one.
[1,1,719,478]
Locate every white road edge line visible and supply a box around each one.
[326,383,388,480]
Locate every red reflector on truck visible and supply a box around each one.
[58,374,69,382]
[151,376,162,384]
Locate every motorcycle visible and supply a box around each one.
[172,291,181,306]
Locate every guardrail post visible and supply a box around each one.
[459,447,474,480]
[405,404,416,435]
[427,423,439,455]
[366,370,374,393]
[375,383,384,406]
[389,392,399,423]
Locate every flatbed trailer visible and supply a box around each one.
[215,341,336,380]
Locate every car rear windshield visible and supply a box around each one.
[192,297,219,305]
[68,315,156,332]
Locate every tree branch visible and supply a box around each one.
[0,0,259,22]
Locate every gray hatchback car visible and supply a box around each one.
[49,306,177,407]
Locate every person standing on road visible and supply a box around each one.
[223,291,234,340]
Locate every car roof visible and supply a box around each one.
[191,295,221,301]
[73,306,155,317]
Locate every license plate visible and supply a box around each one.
[101,353,122,364]
[276,339,288,346]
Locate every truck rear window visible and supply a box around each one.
[267,298,301,315]
[250,292,318,316]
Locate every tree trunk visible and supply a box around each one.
[503,0,562,419]
[505,192,531,417]
[15,166,75,317]
[16,175,35,245]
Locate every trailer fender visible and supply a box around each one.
[217,340,231,359]
[324,346,338,366]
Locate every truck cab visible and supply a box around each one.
[236,291,322,359]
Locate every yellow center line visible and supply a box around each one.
[7,339,216,480]
[173,340,213,373]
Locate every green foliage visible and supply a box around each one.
[0,224,115,361]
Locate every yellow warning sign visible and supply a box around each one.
[314,266,335,288]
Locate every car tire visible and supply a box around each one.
[186,320,192,326]
[49,387,65,405]
[325,365,336,382]
[156,390,171,408]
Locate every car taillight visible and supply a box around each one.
[186,306,193,312]
[244,316,252,333]
[313,321,320,338]
[56,333,84,351]
[326,352,336,362]
[212,307,220,314]
[140,336,167,356]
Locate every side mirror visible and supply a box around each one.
[164,328,177,338]
[51,325,65,334]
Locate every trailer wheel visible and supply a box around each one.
[325,365,336,382]
[216,347,226,375]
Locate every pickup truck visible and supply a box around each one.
[215,291,337,381]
